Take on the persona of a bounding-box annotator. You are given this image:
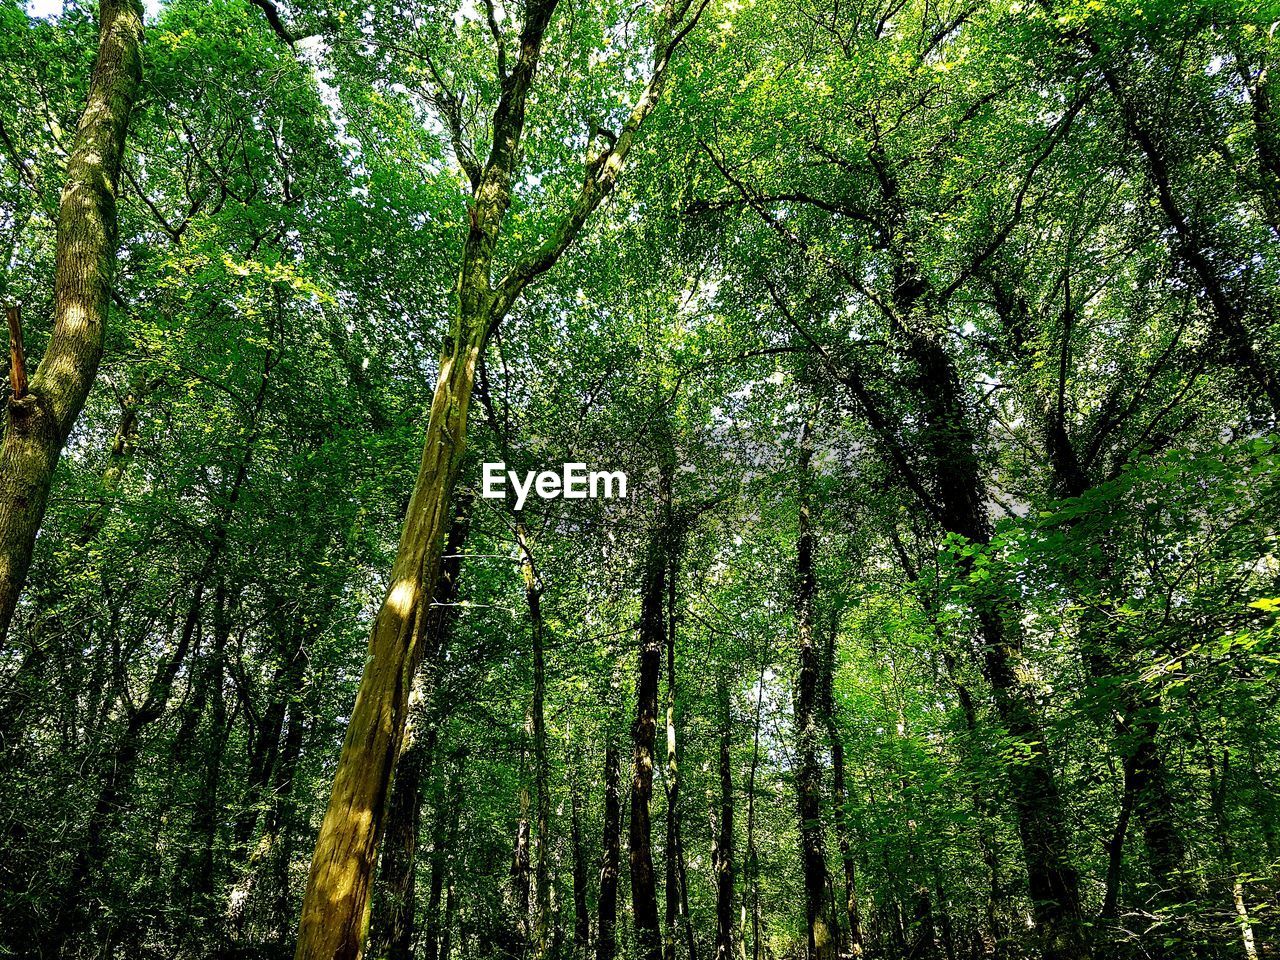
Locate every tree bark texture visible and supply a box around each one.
[0,0,144,643]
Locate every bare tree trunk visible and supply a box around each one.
[0,0,144,643]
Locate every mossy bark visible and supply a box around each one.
[0,0,144,642]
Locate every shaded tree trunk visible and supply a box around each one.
[820,609,863,956]
[598,737,622,960]
[986,272,1197,955]
[744,659,765,960]
[0,0,144,643]
[713,666,736,960]
[515,519,554,956]
[423,758,465,960]
[630,528,666,960]
[47,577,205,955]
[509,720,535,955]
[663,540,695,960]
[571,742,591,953]
[1207,745,1262,960]
[898,320,1090,960]
[291,1,700,951]
[441,876,458,960]
[224,664,310,957]
[185,581,233,916]
[793,416,839,960]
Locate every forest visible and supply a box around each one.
[2,0,1279,958]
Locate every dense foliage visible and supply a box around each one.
[1,1,1278,959]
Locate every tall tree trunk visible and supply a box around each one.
[663,541,695,960]
[48,576,205,955]
[713,666,736,960]
[571,741,591,954]
[292,1,700,949]
[516,519,554,956]
[901,326,1090,960]
[1101,754,1136,923]
[423,758,465,960]
[598,737,622,960]
[745,660,765,960]
[371,499,471,960]
[987,274,1196,953]
[509,718,535,955]
[630,529,666,960]
[820,609,863,956]
[233,636,297,855]
[0,0,144,643]
[295,306,486,960]
[187,581,233,914]
[224,665,310,957]
[1207,745,1262,960]
[794,417,840,960]
[441,875,458,960]
[377,720,439,960]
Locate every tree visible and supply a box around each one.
[0,0,143,641]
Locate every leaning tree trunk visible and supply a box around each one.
[793,418,840,960]
[295,300,487,960]
[0,0,144,643]
[292,0,701,950]
[371,499,471,960]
